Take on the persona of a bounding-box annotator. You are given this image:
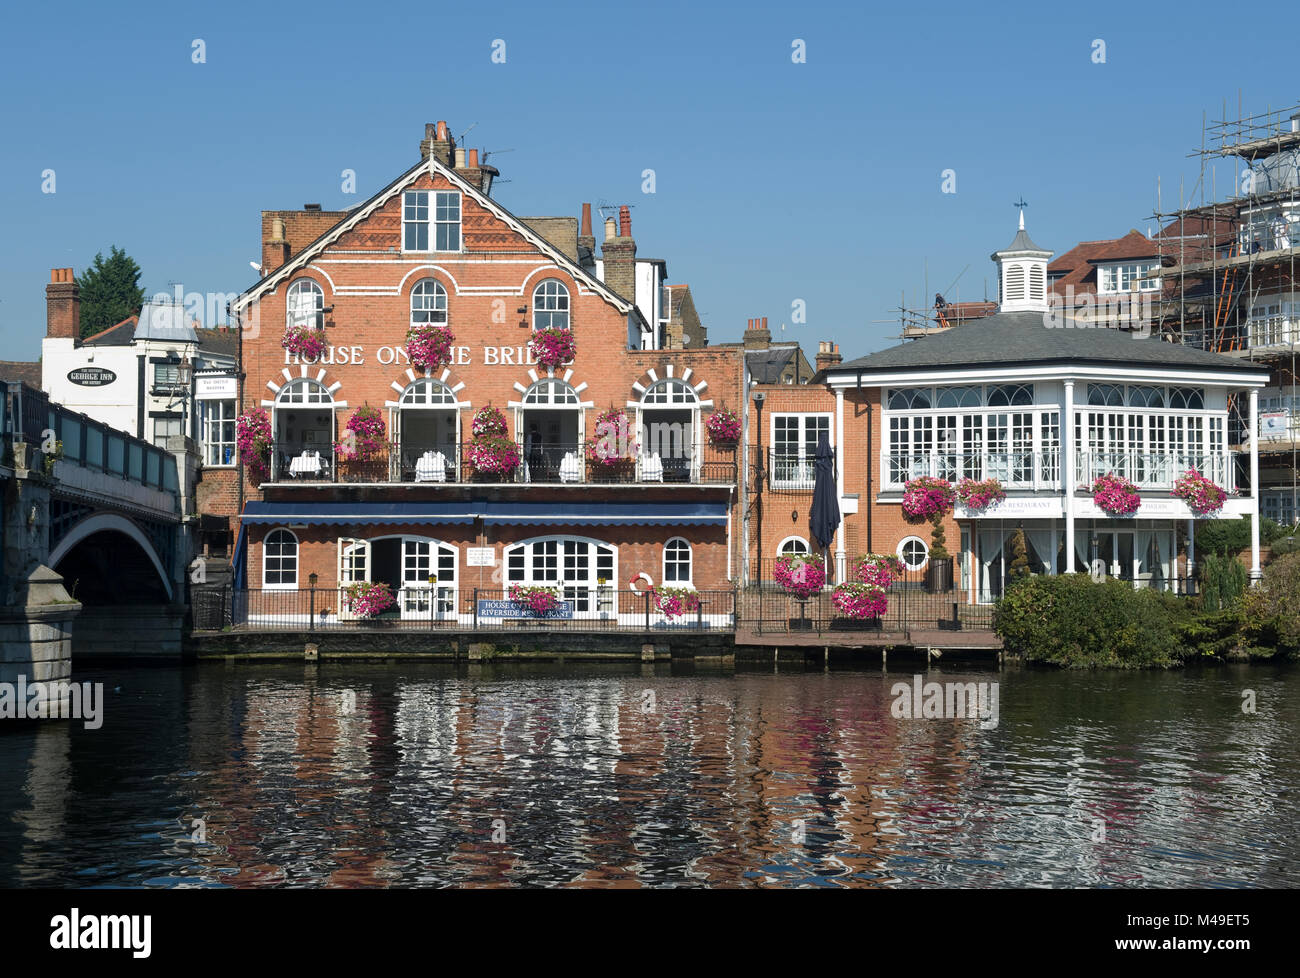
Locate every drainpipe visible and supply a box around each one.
[861,372,871,554]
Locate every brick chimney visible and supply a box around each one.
[453,146,498,196]
[578,203,595,252]
[420,121,455,166]
[601,205,636,302]
[743,316,771,350]
[47,267,80,340]
[815,340,841,372]
[262,215,289,276]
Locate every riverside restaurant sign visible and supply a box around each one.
[286,345,542,367]
[476,599,574,620]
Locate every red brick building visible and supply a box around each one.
[229,122,751,624]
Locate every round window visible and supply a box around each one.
[897,536,929,571]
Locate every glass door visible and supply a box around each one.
[337,537,370,621]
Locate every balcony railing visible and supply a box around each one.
[269,440,738,486]
[884,450,1062,490]
[766,447,836,491]
[883,450,1238,493]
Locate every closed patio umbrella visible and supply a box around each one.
[809,431,840,553]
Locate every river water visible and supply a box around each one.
[1,661,1296,888]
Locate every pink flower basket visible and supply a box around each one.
[901,476,956,521]
[651,586,701,619]
[508,584,561,615]
[529,327,577,370]
[1090,473,1141,516]
[345,581,395,619]
[956,477,1007,511]
[281,325,326,360]
[1172,468,1228,516]
[406,324,455,372]
[706,410,741,444]
[773,553,826,599]
[236,409,273,483]
[831,582,888,619]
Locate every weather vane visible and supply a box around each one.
[1014,197,1028,210]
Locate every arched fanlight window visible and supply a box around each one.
[1087,384,1124,407]
[532,279,570,330]
[888,388,931,410]
[410,279,448,328]
[987,383,1033,407]
[286,279,324,330]
[276,378,333,405]
[936,386,981,409]
[521,378,579,405]
[777,536,810,556]
[1127,385,1165,408]
[263,528,298,588]
[399,378,457,405]
[642,378,699,405]
[1169,387,1205,410]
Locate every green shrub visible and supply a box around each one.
[1198,552,1247,612]
[1243,552,1300,655]
[994,575,1188,668]
[1270,534,1300,557]
[1195,516,1289,555]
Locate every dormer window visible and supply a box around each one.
[403,190,461,252]
[1098,262,1160,294]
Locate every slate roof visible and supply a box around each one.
[825,310,1272,377]
[745,347,796,384]
[998,227,1049,253]
[0,360,41,386]
[82,315,139,347]
[196,327,239,358]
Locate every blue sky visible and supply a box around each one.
[1,0,1296,362]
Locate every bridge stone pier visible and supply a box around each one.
[2,383,185,716]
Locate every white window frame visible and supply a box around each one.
[263,528,299,590]
[532,279,570,331]
[410,278,449,328]
[403,190,462,253]
[502,535,617,617]
[776,535,810,556]
[200,398,237,466]
[770,413,831,488]
[897,536,929,571]
[286,279,324,330]
[663,537,693,586]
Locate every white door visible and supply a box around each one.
[337,537,371,621]
[400,538,457,620]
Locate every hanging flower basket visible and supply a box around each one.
[335,405,387,464]
[901,476,955,522]
[830,581,888,620]
[236,409,273,484]
[651,586,701,619]
[406,324,455,372]
[956,477,1007,511]
[705,410,741,445]
[345,581,395,619]
[508,583,561,615]
[1173,468,1228,516]
[1090,472,1141,516]
[773,553,826,599]
[471,406,509,438]
[281,324,326,360]
[853,552,905,588]
[530,327,577,370]
[467,436,521,479]
[586,408,638,468]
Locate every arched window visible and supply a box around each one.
[1087,384,1124,407]
[642,378,699,405]
[410,279,448,328]
[897,535,929,571]
[399,378,457,405]
[522,378,579,405]
[276,378,333,405]
[503,536,616,614]
[663,538,692,584]
[1169,387,1204,410]
[888,387,931,410]
[286,279,324,330]
[987,383,1033,407]
[777,536,810,556]
[532,279,570,330]
[1127,385,1165,408]
[263,529,298,588]
[936,386,981,409]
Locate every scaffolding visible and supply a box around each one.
[1150,99,1300,523]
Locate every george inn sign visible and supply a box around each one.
[285,344,544,368]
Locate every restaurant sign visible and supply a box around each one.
[67,366,117,387]
[476,599,574,620]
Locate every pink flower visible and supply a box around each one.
[651,586,700,619]
[1090,473,1141,516]
[236,409,273,483]
[529,328,577,370]
[956,477,1007,510]
[509,584,560,614]
[406,324,455,371]
[902,477,955,520]
[831,582,887,619]
[774,554,826,598]
[1173,468,1227,516]
[585,409,638,465]
[346,581,395,619]
[706,410,741,443]
[281,325,326,360]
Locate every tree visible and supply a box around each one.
[1008,529,1031,578]
[76,246,144,339]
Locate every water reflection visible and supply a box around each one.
[0,662,1297,887]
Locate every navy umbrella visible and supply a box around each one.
[809,431,841,551]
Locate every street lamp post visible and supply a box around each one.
[752,390,765,585]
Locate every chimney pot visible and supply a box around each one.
[604,217,617,242]
[467,148,479,167]
[437,121,448,140]
[455,147,466,167]
[47,267,81,340]
[580,202,593,237]
[618,205,632,238]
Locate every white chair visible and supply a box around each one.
[559,452,582,483]
[642,452,664,482]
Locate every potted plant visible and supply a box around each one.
[345,581,395,621]
[585,408,638,479]
[773,552,826,630]
[650,586,701,620]
[335,405,388,480]
[281,323,326,360]
[467,406,521,481]
[829,582,887,630]
[955,476,1006,511]
[705,409,741,446]
[1090,472,1141,516]
[508,583,561,616]
[1173,468,1228,516]
[902,476,956,592]
[236,409,273,484]
[529,327,577,370]
[406,324,455,372]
